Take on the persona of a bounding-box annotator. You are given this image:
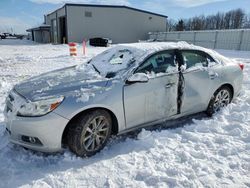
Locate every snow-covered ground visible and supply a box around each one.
[0,39,250,188]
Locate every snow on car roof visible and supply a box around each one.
[115,42,235,79]
[118,41,204,53]
[117,41,231,64]
[91,41,230,76]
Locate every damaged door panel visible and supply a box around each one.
[178,50,220,115]
[123,50,179,128]
[175,50,185,114]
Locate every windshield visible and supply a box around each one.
[90,47,137,77]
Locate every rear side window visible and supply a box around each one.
[181,50,208,69]
[136,50,176,74]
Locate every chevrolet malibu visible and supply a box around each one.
[4,42,244,157]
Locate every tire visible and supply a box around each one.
[67,110,112,157]
[206,86,233,117]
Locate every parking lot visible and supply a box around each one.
[0,39,250,187]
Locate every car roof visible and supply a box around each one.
[117,42,204,53]
[110,42,209,61]
[114,42,230,64]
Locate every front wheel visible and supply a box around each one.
[206,86,233,116]
[67,110,112,157]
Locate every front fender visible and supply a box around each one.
[54,83,126,133]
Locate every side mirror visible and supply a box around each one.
[126,73,149,83]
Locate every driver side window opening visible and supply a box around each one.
[136,50,177,75]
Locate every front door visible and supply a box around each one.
[123,50,179,128]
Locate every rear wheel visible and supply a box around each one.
[67,110,112,157]
[206,86,232,116]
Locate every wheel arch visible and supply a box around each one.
[62,107,119,146]
[206,83,234,116]
[217,83,234,99]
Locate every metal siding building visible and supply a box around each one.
[26,25,51,43]
[44,4,167,44]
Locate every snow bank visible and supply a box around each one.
[0,40,250,187]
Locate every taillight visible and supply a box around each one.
[239,63,244,71]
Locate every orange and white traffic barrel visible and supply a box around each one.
[69,42,77,56]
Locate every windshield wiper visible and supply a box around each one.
[92,64,100,74]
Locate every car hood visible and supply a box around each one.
[14,65,108,101]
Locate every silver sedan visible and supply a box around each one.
[4,42,244,157]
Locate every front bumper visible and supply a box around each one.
[4,112,69,153]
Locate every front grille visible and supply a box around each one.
[6,99,13,113]
[6,128,11,135]
[6,92,15,113]
[9,94,14,102]
[5,90,26,115]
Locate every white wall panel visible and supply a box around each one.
[148,29,250,51]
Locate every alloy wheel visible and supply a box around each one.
[213,89,231,112]
[81,116,109,152]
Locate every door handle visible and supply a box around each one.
[165,83,175,88]
[209,73,218,80]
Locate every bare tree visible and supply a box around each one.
[166,19,176,31]
[176,19,185,31]
[243,13,250,28]
[233,9,245,29]
[169,8,248,31]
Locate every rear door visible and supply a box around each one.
[123,50,179,128]
[179,50,220,114]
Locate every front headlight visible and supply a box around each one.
[17,96,64,117]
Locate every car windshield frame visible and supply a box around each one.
[89,47,141,78]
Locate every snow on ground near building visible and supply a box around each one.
[0,40,250,188]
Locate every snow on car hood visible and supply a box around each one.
[14,64,108,101]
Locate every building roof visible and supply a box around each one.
[46,3,168,18]
[26,25,50,32]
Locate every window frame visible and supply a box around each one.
[179,49,218,72]
[134,49,178,77]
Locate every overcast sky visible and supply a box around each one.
[0,0,250,34]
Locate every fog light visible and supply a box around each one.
[21,135,43,146]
